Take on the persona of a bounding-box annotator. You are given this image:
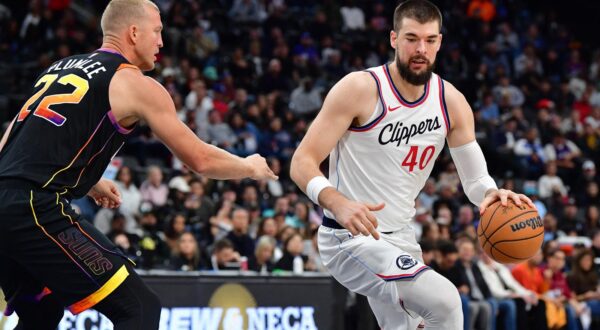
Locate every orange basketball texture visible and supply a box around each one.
[477,200,544,264]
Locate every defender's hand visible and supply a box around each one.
[244,154,278,180]
[88,178,122,209]
[479,188,535,215]
[332,200,384,240]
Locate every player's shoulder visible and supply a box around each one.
[113,68,167,97]
[339,70,376,89]
[329,71,377,100]
[436,76,461,98]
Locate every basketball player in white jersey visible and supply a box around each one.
[290,1,534,329]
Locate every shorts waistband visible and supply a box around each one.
[322,216,394,234]
[0,178,46,191]
[322,216,344,230]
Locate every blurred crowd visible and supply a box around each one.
[1,0,600,329]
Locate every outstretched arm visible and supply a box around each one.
[109,68,277,181]
[444,81,533,214]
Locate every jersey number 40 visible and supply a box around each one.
[402,145,435,172]
[17,73,90,127]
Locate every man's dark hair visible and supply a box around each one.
[213,238,234,253]
[437,240,458,256]
[393,0,443,32]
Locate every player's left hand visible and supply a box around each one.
[479,188,535,215]
[88,178,122,209]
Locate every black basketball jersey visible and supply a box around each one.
[0,49,138,199]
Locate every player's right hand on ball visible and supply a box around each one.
[244,154,278,180]
[333,201,384,240]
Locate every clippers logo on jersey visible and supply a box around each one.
[58,227,113,276]
[396,254,417,270]
[378,117,442,147]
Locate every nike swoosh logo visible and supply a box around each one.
[388,105,401,111]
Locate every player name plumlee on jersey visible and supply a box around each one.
[46,53,107,80]
[378,116,442,147]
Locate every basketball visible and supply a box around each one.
[478,200,544,264]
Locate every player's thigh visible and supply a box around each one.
[6,190,132,312]
[0,253,46,307]
[318,226,429,305]
[368,295,423,330]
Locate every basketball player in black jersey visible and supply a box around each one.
[0,0,277,328]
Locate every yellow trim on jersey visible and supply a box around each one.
[69,265,129,315]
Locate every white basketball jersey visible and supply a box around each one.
[325,64,451,232]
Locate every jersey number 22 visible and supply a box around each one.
[17,73,90,127]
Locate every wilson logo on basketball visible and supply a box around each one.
[509,216,543,232]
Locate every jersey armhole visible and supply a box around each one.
[437,77,451,133]
[349,70,388,132]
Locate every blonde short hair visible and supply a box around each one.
[100,0,159,36]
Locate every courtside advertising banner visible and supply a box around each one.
[1,273,344,330]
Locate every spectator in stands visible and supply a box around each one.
[455,205,477,236]
[210,238,241,271]
[289,77,323,118]
[538,161,568,200]
[420,239,437,266]
[106,212,141,255]
[418,178,438,212]
[483,43,511,81]
[514,44,543,79]
[274,232,309,272]
[430,240,473,330]
[478,92,500,124]
[512,248,545,290]
[421,221,440,244]
[479,251,546,330]
[184,179,215,234]
[456,238,495,330]
[544,132,581,180]
[578,182,599,209]
[541,248,582,330]
[467,0,495,22]
[514,127,546,179]
[164,213,187,254]
[138,210,170,269]
[584,205,600,233]
[140,165,169,210]
[114,165,142,230]
[185,79,213,140]
[567,249,600,323]
[259,58,289,93]
[228,0,266,24]
[559,198,585,236]
[170,232,204,271]
[226,208,255,258]
[543,213,562,243]
[228,112,259,156]
[339,0,365,31]
[207,110,238,151]
[249,235,275,273]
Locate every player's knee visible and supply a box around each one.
[431,281,461,317]
[123,283,161,320]
[142,288,162,316]
[419,272,462,324]
[42,297,65,325]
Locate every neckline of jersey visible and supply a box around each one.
[384,63,429,107]
[97,48,128,61]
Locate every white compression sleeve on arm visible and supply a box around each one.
[449,140,498,206]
